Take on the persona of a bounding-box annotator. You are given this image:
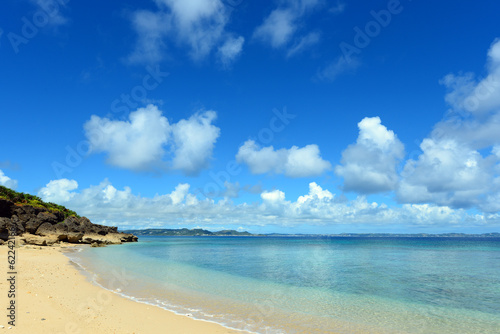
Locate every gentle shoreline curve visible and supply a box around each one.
[0,245,250,333]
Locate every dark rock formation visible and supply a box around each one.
[0,217,12,240]
[0,198,138,246]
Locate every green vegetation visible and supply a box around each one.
[0,185,79,218]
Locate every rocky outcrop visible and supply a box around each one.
[0,198,138,246]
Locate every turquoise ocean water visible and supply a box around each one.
[66,237,500,333]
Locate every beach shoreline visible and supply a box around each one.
[0,245,251,334]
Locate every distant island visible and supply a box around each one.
[122,228,254,236]
[122,228,499,238]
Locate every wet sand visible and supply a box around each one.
[0,245,250,333]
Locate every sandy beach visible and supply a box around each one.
[0,245,250,334]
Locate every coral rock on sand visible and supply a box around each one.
[0,198,138,246]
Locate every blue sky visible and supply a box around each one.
[1,0,500,234]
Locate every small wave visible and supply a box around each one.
[62,250,270,334]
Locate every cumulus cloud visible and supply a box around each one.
[440,39,500,114]
[167,183,191,205]
[84,105,170,171]
[397,139,497,210]
[84,104,220,175]
[430,110,500,150]
[261,189,287,204]
[0,170,18,190]
[257,183,484,227]
[336,117,404,194]
[398,204,466,226]
[236,140,331,177]
[128,0,243,64]
[430,41,500,150]
[397,38,500,212]
[170,110,220,175]
[297,182,333,204]
[38,179,78,203]
[397,139,494,208]
[253,0,322,52]
[37,179,228,227]
[37,179,498,230]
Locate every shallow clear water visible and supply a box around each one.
[66,237,500,333]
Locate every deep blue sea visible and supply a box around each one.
[66,237,500,333]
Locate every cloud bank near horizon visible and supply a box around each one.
[35,178,499,231]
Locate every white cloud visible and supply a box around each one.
[257,183,481,227]
[261,189,287,204]
[285,144,332,177]
[420,40,500,199]
[253,0,322,51]
[396,38,500,211]
[297,182,333,204]
[84,104,220,175]
[128,0,242,63]
[217,36,244,67]
[440,39,500,114]
[260,189,289,217]
[84,105,171,171]
[168,183,191,205]
[397,138,495,209]
[0,170,18,190]
[38,179,78,203]
[317,56,360,81]
[399,204,465,226]
[335,117,404,194]
[37,179,498,230]
[236,140,331,177]
[236,140,287,174]
[38,179,228,226]
[430,109,500,150]
[171,111,220,175]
